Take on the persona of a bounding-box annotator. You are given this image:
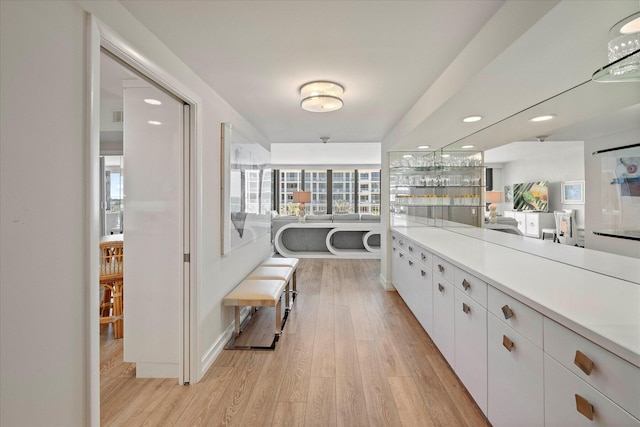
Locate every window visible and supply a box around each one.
[275,167,381,215]
[304,170,328,214]
[358,168,381,215]
[279,169,302,214]
[332,170,355,213]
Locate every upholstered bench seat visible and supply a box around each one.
[223,278,287,350]
[261,258,299,299]
[247,266,294,310]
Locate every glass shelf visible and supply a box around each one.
[389,149,484,228]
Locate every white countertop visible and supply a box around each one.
[391,223,640,368]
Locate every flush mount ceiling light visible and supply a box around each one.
[300,81,344,112]
[417,145,430,149]
[462,115,483,123]
[147,120,162,125]
[144,98,162,105]
[593,12,640,82]
[529,114,555,122]
[461,145,475,149]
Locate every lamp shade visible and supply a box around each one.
[485,191,504,204]
[293,191,312,204]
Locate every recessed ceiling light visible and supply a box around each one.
[417,145,430,149]
[441,154,450,158]
[461,145,475,149]
[529,114,555,122]
[462,115,483,123]
[144,98,162,105]
[402,154,412,158]
[148,120,162,125]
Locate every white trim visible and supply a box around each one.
[86,14,101,427]
[87,13,202,423]
[200,307,252,375]
[379,273,395,291]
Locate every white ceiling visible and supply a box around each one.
[118,0,640,151]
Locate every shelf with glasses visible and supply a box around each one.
[389,149,485,228]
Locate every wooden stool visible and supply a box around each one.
[248,266,295,310]
[223,279,287,350]
[260,258,299,306]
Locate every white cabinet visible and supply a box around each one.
[391,234,433,336]
[454,289,487,413]
[488,314,544,427]
[544,318,640,420]
[507,211,555,238]
[433,275,455,366]
[411,260,433,335]
[544,355,640,427]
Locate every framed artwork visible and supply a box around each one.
[221,123,271,254]
[561,180,585,204]
[504,185,513,202]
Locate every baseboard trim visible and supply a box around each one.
[200,306,252,377]
[379,272,395,291]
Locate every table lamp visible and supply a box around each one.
[292,191,312,223]
[485,191,504,224]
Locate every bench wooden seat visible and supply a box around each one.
[223,279,287,350]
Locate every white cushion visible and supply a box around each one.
[261,258,299,269]
[223,279,286,305]
[248,266,293,281]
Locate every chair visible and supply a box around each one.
[99,241,124,338]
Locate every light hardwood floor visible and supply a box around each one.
[101,259,489,426]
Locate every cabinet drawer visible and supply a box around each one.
[454,267,487,307]
[417,247,432,270]
[433,255,455,283]
[488,286,543,348]
[544,318,640,420]
[488,314,543,427]
[544,354,639,427]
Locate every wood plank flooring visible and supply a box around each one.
[101,259,489,426]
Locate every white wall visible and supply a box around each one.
[1,1,271,425]
[498,142,585,228]
[584,128,640,259]
[271,142,381,167]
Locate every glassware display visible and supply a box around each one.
[390,150,484,227]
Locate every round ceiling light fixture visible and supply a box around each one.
[300,81,344,112]
[462,115,483,123]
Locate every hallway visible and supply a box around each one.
[100,259,487,426]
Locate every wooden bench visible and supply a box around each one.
[223,279,287,350]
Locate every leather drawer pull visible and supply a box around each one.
[408,260,413,266]
[502,335,514,352]
[392,235,396,240]
[392,247,396,251]
[399,253,404,258]
[574,350,594,376]
[438,264,445,273]
[462,279,471,291]
[421,253,426,261]
[421,270,426,277]
[408,246,413,251]
[501,304,514,319]
[462,303,471,314]
[575,394,594,420]
[438,283,444,293]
